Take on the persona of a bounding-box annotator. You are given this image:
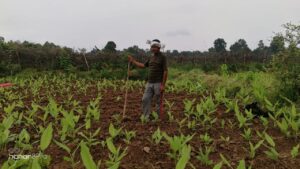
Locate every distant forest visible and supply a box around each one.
[0,34,287,76]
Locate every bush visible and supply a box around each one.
[0,62,22,77]
[272,45,300,102]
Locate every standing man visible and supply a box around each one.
[128,39,168,119]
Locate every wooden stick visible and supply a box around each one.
[122,62,130,118]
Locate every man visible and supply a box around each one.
[128,39,168,119]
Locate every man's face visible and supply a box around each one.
[150,46,160,54]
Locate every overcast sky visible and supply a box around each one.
[0,0,299,51]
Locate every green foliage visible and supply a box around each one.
[220,64,229,76]
[106,138,127,169]
[58,50,73,72]
[230,39,251,53]
[80,141,97,169]
[271,23,300,102]
[196,146,213,166]
[40,123,53,151]
[123,130,136,144]
[249,140,264,159]
[103,41,117,53]
[291,144,299,158]
[176,145,191,169]
[0,115,15,149]
[152,128,163,144]
[270,35,285,54]
[109,123,122,140]
[200,133,213,145]
[214,38,227,53]
[163,133,194,160]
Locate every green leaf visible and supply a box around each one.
[40,123,53,151]
[220,154,231,168]
[54,140,71,154]
[213,161,223,169]
[237,159,246,169]
[80,142,97,169]
[264,133,275,147]
[291,144,299,158]
[32,157,42,169]
[176,145,191,169]
[106,138,117,154]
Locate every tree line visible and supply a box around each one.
[0,31,289,76]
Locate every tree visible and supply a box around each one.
[208,47,216,53]
[270,35,285,54]
[257,40,265,50]
[213,38,227,63]
[254,40,269,63]
[0,36,4,43]
[272,23,300,102]
[230,39,251,53]
[103,41,117,53]
[214,38,227,53]
[230,39,251,64]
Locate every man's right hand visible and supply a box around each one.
[128,55,134,63]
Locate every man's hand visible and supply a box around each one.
[128,55,146,68]
[128,55,134,63]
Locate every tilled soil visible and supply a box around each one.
[0,85,299,169]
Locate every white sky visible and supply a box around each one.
[0,0,299,51]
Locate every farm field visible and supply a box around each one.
[0,71,299,169]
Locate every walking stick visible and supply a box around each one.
[122,62,130,118]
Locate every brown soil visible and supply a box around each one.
[0,84,299,169]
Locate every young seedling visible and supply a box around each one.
[219,153,233,169]
[196,146,213,166]
[112,114,122,126]
[263,132,279,161]
[78,128,101,147]
[123,130,136,144]
[152,128,163,144]
[241,128,252,141]
[248,140,264,159]
[259,116,269,129]
[167,111,174,122]
[220,136,230,143]
[200,133,213,145]
[106,138,128,169]
[165,99,174,121]
[60,109,80,141]
[151,111,159,122]
[187,119,196,130]
[183,99,196,117]
[109,123,122,140]
[42,98,61,121]
[264,147,279,161]
[234,102,248,128]
[291,144,299,158]
[177,118,187,132]
[15,128,32,151]
[54,140,81,169]
[140,114,148,124]
[163,132,194,160]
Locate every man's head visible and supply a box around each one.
[150,39,161,54]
